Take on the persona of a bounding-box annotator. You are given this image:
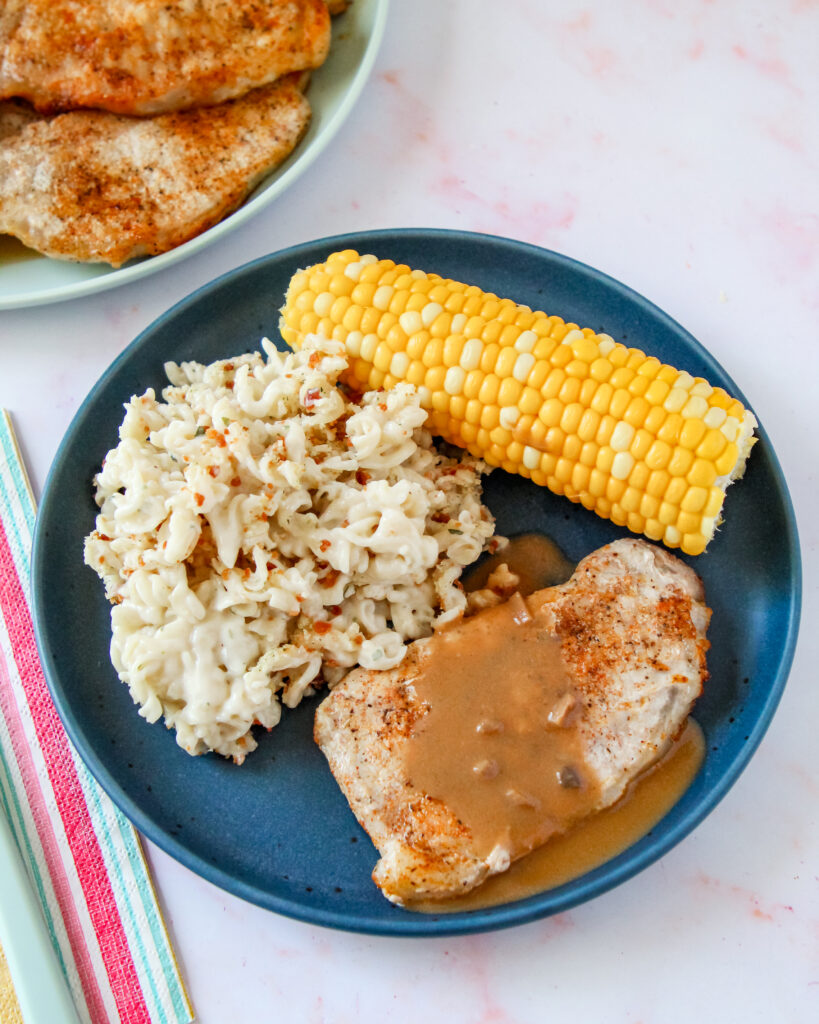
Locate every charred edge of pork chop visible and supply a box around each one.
[0,76,311,266]
[0,98,41,140]
[0,0,330,116]
[314,538,711,905]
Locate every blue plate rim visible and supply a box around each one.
[32,228,802,936]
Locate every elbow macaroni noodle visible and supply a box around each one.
[85,336,497,761]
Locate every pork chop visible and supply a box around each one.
[0,76,310,266]
[314,538,711,905]
[0,0,329,115]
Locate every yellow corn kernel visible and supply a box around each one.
[687,459,718,489]
[591,383,614,415]
[579,441,598,466]
[630,463,650,491]
[577,409,600,442]
[519,386,542,416]
[596,447,615,474]
[620,487,642,514]
[640,493,660,520]
[464,370,483,400]
[610,367,635,390]
[644,405,666,436]
[629,429,654,461]
[538,398,563,428]
[666,476,689,506]
[499,377,523,407]
[676,511,702,535]
[680,486,708,513]
[558,377,582,405]
[560,403,584,435]
[623,396,650,428]
[563,435,583,462]
[478,374,500,405]
[609,389,631,419]
[715,442,740,476]
[668,447,694,477]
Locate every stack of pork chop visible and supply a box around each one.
[0,1,339,265]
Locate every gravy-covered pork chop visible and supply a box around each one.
[315,538,710,905]
[0,0,329,115]
[0,77,309,266]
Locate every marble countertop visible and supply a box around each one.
[2,1,817,1020]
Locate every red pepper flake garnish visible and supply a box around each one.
[354,634,364,646]
[319,539,331,552]
[319,569,341,589]
[355,470,370,486]
[195,493,205,506]
[206,428,227,447]
[431,512,450,523]
[304,387,321,407]
[230,476,241,487]
[296,595,304,603]
[314,621,331,635]
[308,352,321,368]
[266,562,275,571]
[224,363,234,371]
[225,380,234,390]
[98,533,111,541]
[329,605,342,616]
[341,519,349,528]
[207,465,219,477]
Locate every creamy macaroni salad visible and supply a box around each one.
[84,336,497,761]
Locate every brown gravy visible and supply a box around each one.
[406,593,601,864]
[415,719,704,913]
[464,532,575,594]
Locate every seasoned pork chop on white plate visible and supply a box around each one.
[0,77,310,266]
[0,0,330,115]
[315,538,711,905]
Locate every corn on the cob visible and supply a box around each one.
[280,250,757,556]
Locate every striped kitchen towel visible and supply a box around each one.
[0,411,193,1024]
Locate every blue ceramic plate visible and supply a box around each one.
[32,229,801,936]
